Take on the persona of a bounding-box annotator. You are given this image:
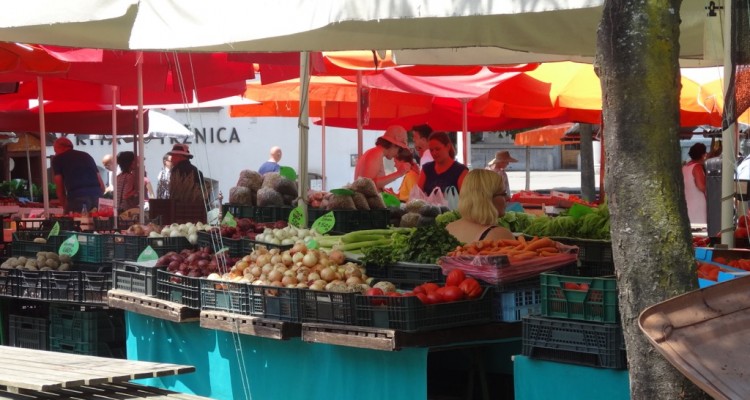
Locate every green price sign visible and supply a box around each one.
[288,206,306,228]
[311,211,336,234]
[305,238,319,250]
[279,166,298,181]
[330,188,354,196]
[222,211,237,227]
[137,245,159,262]
[48,221,60,239]
[58,235,79,257]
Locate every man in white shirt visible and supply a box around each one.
[411,124,433,167]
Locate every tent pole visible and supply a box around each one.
[112,88,119,229]
[462,98,470,167]
[525,146,531,191]
[322,100,327,191]
[36,77,49,216]
[721,2,736,246]
[137,52,145,225]
[356,71,363,157]
[299,52,311,227]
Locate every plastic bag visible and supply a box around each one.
[409,185,448,207]
[444,186,459,210]
[438,242,579,285]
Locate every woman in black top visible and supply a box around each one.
[417,131,468,194]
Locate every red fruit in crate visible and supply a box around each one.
[426,291,444,304]
[412,286,426,295]
[415,293,429,304]
[445,269,466,287]
[366,288,386,306]
[739,215,750,229]
[441,286,465,302]
[421,283,440,293]
[458,278,483,299]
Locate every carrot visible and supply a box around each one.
[518,235,527,244]
[535,247,559,254]
[540,251,559,257]
[525,238,555,252]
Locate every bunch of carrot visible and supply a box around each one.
[447,236,560,263]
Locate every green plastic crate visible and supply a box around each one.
[540,272,618,323]
[68,232,113,264]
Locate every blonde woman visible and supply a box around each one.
[446,169,514,243]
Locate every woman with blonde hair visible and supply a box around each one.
[446,169,514,243]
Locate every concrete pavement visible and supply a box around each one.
[506,170,601,193]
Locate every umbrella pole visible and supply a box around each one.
[462,98,470,167]
[298,52,311,227]
[36,77,49,216]
[137,53,145,225]
[525,146,531,191]
[356,71,363,157]
[112,88,119,229]
[322,100,327,191]
[721,3,736,246]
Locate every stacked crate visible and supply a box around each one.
[48,304,126,358]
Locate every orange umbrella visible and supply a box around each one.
[482,62,727,127]
[514,123,578,146]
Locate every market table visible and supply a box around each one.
[0,345,196,392]
[126,312,522,400]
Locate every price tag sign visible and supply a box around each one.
[279,166,298,181]
[305,238,319,249]
[222,211,237,227]
[48,221,60,239]
[311,211,336,234]
[137,245,159,262]
[58,235,79,257]
[288,206,306,228]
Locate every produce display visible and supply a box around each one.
[229,170,298,207]
[307,178,387,211]
[521,203,610,239]
[1,252,73,271]
[156,248,231,278]
[447,236,561,261]
[358,224,461,266]
[207,244,386,293]
[362,270,483,305]
[123,222,211,245]
[398,199,447,227]
[210,218,287,241]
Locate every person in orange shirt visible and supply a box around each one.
[394,147,420,202]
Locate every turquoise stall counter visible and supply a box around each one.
[514,355,631,400]
[126,312,427,400]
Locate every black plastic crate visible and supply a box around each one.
[110,234,143,261]
[300,290,358,325]
[200,279,250,315]
[49,305,125,344]
[49,337,126,358]
[355,287,493,331]
[11,231,67,257]
[197,231,244,257]
[307,208,390,234]
[45,270,81,303]
[242,238,293,253]
[8,314,48,350]
[141,236,193,256]
[578,263,616,277]
[157,270,202,309]
[14,269,47,300]
[0,268,14,297]
[223,204,293,223]
[363,261,445,288]
[67,231,114,264]
[522,315,627,369]
[248,284,301,322]
[79,267,113,305]
[112,260,164,296]
[15,217,80,232]
[92,217,136,233]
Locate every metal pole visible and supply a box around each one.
[137,52,145,224]
[36,77,49,216]
[721,2,735,246]
[298,52,311,227]
[322,100,327,191]
[111,88,119,229]
[356,71,363,157]
[462,98,470,167]
[525,146,531,190]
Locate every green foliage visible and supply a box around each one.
[498,211,535,232]
[360,223,461,265]
[435,210,461,226]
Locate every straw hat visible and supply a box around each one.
[488,150,518,166]
[168,143,193,159]
[379,125,409,149]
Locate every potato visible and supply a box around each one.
[45,259,59,269]
[32,237,47,244]
[58,263,70,271]
[25,260,37,269]
[59,255,71,263]
[37,255,47,265]
[16,257,27,265]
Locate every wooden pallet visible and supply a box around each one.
[0,346,195,393]
[0,381,211,399]
[301,322,523,351]
[200,310,301,340]
[107,289,199,323]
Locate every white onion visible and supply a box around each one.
[302,252,318,267]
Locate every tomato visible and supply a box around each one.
[421,282,440,293]
[458,278,483,299]
[735,227,748,239]
[413,286,426,295]
[386,291,402,297]
[426,291,444,304]
[445,269,466,287]
[366,288,386,306]
[578,283,590,291]
[563,282,579,290]
[401,291,415,297]
[415,293,429,304]
[441,286,465,302]
[739,215,750,229]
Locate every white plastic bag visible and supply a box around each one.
[444,186,459,210]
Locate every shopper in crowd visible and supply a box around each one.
[394,146,420,202]
[258,146,282,175]
[168,144,205,202]
[51,137,105,213]
[446,169,514,243]
[487,150,518,201]
[115,151,140,212]
[683,142,707,224]
[156,153,172,199]
[101,153,118,197]
[354,125,411,190]
[411,124,433,167]
[417,131,468,194]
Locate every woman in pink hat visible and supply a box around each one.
[354,125,411,190]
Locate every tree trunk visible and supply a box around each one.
[579,123,596,201]
[596,1,710,399]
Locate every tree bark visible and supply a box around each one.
[579,123,596,201]
[596,1,710,399]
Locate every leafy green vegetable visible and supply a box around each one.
[402,224,462,264]
[435,210,461,226]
